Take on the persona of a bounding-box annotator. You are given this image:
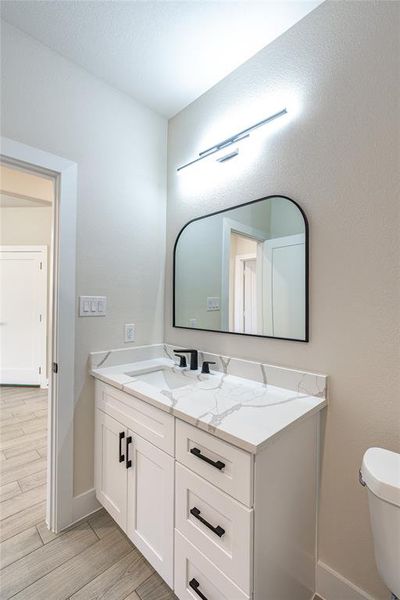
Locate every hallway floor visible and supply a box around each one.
[0,386,177,600]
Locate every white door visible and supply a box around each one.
[127,432,174,587]
[263,234,305,339]
[0,246,47,385]
[95,409,128,530]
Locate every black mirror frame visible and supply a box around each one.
[173,194,309,342]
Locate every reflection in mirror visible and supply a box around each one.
[173,196,308,341]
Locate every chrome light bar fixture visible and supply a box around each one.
[177,107,287,172]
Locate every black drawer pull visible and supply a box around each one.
[190,447,225,471]
[189,578,208,600]
[118,431,125,463]
[190,507,225,538]
[126,436,132,469]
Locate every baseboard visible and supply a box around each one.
[316,561,377,600]
[72,487,101,523]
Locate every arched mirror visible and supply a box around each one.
[173,195,308,341]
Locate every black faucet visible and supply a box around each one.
[173,352,187,368]
[174,349,198,370]
[201,361,216,374]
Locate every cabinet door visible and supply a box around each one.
[95,409,127,530]
[127,432,174,588]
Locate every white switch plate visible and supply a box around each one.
[124,323,135,343]
[189,318,197,327]
[79,296,107,316]
[207,297,220,311]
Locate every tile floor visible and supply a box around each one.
[0,386,177,600]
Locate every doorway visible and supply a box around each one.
[230,233,258,334]
[0,163,55,543]
[1,163,53,387]
[226,224,306,338]
[0,137,77,533]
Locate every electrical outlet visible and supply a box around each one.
[207,297,220,311]
[189,318,197,327]
[124,323,135,343]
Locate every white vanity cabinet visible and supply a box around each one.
[94,379,320,600]
[94,381,175,587]
[126,432,174,585]
[95,409,128,529]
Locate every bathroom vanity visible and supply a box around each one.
[91,345,327,600]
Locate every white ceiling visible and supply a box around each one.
[1,0,323,118]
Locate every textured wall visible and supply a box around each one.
[165,2,400,598]
[1,21,167,496]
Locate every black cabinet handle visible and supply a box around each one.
[190,507,225,538]
[189,578,208,600]
[118,431,125,463]
[190,447,225,471]
[126,436,132,469]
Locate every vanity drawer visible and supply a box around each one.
[175,530,249,600]
[176,420,253,506]
[175,463,253,594]
[95,381,174,455]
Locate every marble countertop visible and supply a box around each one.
[91,357,327,454]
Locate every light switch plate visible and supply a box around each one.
[79,296,107,317]
[207,297,220,311]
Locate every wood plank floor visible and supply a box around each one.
[0,386,177,600]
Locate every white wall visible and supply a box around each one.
[1,206,52,246]
[1,21,167,495]
[166,2,400,599]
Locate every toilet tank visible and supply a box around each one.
[361,448,400,598]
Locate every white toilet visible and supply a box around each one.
[361,447,400,599]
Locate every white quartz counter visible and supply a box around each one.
[91,356,327,453]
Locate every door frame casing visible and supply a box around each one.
[0,245,48,387]
[233,252,257,334]
[221,217,268,330]
[1,136,77,532]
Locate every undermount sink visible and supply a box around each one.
[126,368,192,391]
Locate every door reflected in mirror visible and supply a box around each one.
[173,196,308,341]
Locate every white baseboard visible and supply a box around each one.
[316,561,377,600]
[72,487,101,524]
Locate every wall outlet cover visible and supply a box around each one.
[124,323,135,343]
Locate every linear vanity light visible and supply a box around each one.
[177,107,287,172]
[216,148,239,163]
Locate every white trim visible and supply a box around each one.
[316,561,377,600]
[39,246,48,389]
[1,136,77,533]
[233,252,257,333]
[221,217,268,329]
[72,488,101,524]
